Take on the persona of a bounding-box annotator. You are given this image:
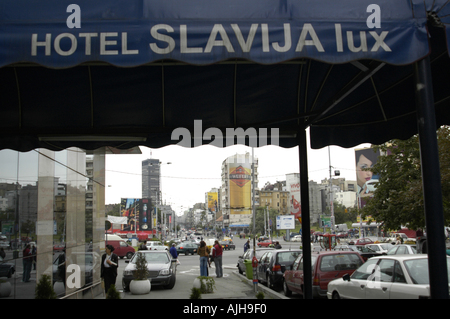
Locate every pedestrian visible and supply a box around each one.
[275,241,282,249]
[22,244,32,282]
[139,240,148,250]
[169,243,178,259]
[244,239,250,253]
[31,244,37,270]
[0,247,5,259]
[57,248,66,287]
[211,240,223,278]
[101,244,119,295]
[197,240,210,277]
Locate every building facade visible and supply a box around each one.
[142,158,160,205]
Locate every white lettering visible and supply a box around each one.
[79,33,98,55]
[66,4,81,29]
[180,25,203,53]
[231,24,258,53]
[366,4,381,29]
[100,32,118,55]
[31,33,51,56]
[66,264,81,289]
[335,24,343,52]
[205,24,234,53]
[54,33,77,56]
[370,31,391,51]
[122,32,139,55]
[150,24,176,54]
[347,31,368,52]
[295,23,324,52]
[272,23,292,52]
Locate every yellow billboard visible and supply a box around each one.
[207,192,218,213]
[229,163,251,216]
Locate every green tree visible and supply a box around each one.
[361,126,450,231]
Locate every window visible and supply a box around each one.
[393,261,407,283]
[377,259,396,282]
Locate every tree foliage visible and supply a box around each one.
[361,126,450,231]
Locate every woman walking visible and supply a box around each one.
[101,244,119,294]
[197,240,210,277]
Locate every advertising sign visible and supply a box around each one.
[207,192,218,213]
[120,198,152,231]
[228,156,252,227]
[276,215,295,230]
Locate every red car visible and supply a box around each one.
[353,238,375,245]
[258,240,274,247]
[283,251,365,298]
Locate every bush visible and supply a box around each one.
[134,252,149,280]
[106,284,121,299]
[189,287,202,299]
[256,291,265,299]
[35,274,57,299]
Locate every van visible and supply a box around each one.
[106,239,135,259]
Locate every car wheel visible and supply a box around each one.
[126,252,134,259]
[332,291,341,299]
[283,279,292,297]
[164,276,176,289]
[122,279,129,292]
[185,251,189,256]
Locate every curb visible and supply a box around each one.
[231,271,289,299]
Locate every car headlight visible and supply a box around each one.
[124,270,134,276]
[159,269,170,276]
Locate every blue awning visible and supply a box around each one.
[0,0,449,152]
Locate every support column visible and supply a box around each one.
[415,56,449,299]
[298,128,312,299]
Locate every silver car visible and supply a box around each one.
[122,251,176,291]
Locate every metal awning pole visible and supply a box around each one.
[415,56,449,299]
[298,128,312,299]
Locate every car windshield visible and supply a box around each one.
[320,254,364,271]
[404,258,450,284]
[131,252,170,264]
[276,251,302,264]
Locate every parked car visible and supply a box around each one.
[122,251,176,291]
[257,240,275,247]
[336,245,384,261]
[291,235,302,242]
[176,242,198,255]
[327,255,449,299]
[366,243,392,254]
[386,244,417,255]
[107,240,135,259]
[257,236,269,242]
[146,241,168,251]
[283,251,365,298]
[352,238,375,245]
[0,256,15,278]
[257,249,303,290]
[220,240,235,250]
[237,248,274,275]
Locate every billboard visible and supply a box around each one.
[286,173,301,223]
[207,192,218,213]
[228,156,252,227]
[120,198,152,231]
[355,147,382,207]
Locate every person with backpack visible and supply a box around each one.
[211,240,223,278]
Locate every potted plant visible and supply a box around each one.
[129,252,151,295]
[193,276,215,294]
[35,274,57,299]
[0,278,11,298]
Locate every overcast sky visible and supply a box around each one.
[105,129,370,215]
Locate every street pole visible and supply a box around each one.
[251,147,258,292]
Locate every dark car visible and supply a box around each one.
[122,251,177,291]
[256,249,302,290]
[237,248,274,275]
[283,251,365,298]
[335,245,384,261]
[176,242,198,255]
[220,240,235,250]
[0,256,15,278]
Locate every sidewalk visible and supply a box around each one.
[96,271,288,299]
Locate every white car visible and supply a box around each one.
[327,255,450,299]
[386,244,417,255]
[366,243,392,254]
[146,241,168,251]
[291,235,302,242]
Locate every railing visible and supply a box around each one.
[59,280,103,299]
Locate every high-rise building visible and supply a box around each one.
[142,158,160,205]
[220,153,259,230]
